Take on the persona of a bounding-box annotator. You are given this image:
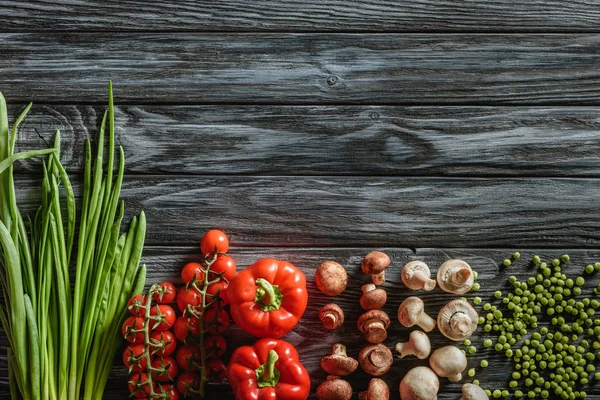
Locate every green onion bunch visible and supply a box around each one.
[0,82,147,400]
[475,254,600,399]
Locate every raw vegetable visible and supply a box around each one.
[316,376,352,400]
[227,338,310,400]
[227,258,308,338]
[0,83,147,400]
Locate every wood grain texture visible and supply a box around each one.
[1,1,600,33]
[11,175,600,248]
[3,247,600,398]
[3,33,600,105]
[8,104,600,177]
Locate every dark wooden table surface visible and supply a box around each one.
[2,1,600,399]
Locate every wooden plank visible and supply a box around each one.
[1,1,600,33]
[2,33,600,105]
[8,104,600,177]
[3,247,600,398]
[11,175,600,248]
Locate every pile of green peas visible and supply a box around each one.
[472,254,600,399]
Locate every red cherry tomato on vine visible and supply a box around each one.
[149,330,177,358]
[207,358,227,381]
[176,286,203,313]
[153,282,177,304]
[128,372,151,398]
[200,230,229,256]
[206,281,229,306]
[181,262,205,284]
[151,356,179,382]
[176,344,201,371]
[174,316,201,343]
[155,383,180,400]
[176,372,200,397]
[122,343,148,372]
[149,305,176,331]
[203,308,230,335]
[122,316,145,343]
[209,255,236,281]
[127,294,147,316]
[204,335,227,357]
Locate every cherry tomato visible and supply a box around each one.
[149,330,177,358]
[176,344,201,371]
[203,308,230,335]
[155,383,180,400]
[174,315,201,343]
[207,358,227,381]
[149,305,176,331]
[204,335,227,357]
[209,255,236,281]
[181,262,205,284]
[206,281,229,306]
[128,294,147,316]
[176,286,203,313]
[128,372,151,398]
[122,343,148,372]
[200,230,229,256]
[153,282,177,304]
[151,356,179,382]
[176,372,200,397]
[122,316,145,343]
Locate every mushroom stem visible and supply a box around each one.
[412,270,436,291]
[323,313,339,329]
[417,312,436,332]
[450,312,472,335]
[394,342,414,358]
[332,344,347,356]
[364,321,387,343]
[452,267,472,285]
[371,271,385,285]
[448,372,463,383]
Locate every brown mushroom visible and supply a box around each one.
[361,251,391,285]
[397,297,436,332]
[399,366,439,400]
[320,303,345,330]
[358,310,391,344]
[429,345,467,382]
[401,261,436,291]
[316,375,353,400]
[360,283,387,310]
[321,344,358,376]
[358,378,389,400]
[316,261,348,296]
[394,330,431,359]
[437,299,479,341]
[358,344,393,377]
[460,383,489,400]
[437,259,474,294]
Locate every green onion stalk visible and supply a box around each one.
[0,82,147,400]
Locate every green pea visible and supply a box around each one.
[561,254,570,262]
[474,296,482,305]
[504,259,512,267]
[533,255,541,264]
[586,264,594,274]
[468,346,476,354]
[573,287,582,296]
[494,290,502,298]
[468,368,476,377]
[480,360,488,368]
[515,390,524,398]
[595,262,600,272]
[575,277,585,287]
[472,282,480,291]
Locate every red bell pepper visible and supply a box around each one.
[228,338,310,400]
[227,258,308,338]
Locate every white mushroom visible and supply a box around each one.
[360,283,387,310]
[397,297,436,332]
[429,345,467,382]
[399,366,439,400]
[437,299,479,341]
[436,259,474,294]
[460,383,489,400]
[401,261,436,291]
[361,251,391,285]
[394,330,431,359]
[358,378,389,400]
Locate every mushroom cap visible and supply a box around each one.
[316,376,353,400]
[397,297,424,327]
[321,344,359,376]
[401,261,434,290]
[461,383,489,400]
[361,251,391,275]
[359,378,390,400]
[408,330,431,359]
[437,259,474,294]
[316,261,348,296]
[358,344,393,377]
[360,284,387,310]
[437,299,479,341]
[399,366,439,400]
[358,310,391,343]
[429,345,467,379]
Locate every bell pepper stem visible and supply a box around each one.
[255,350,280,388]
[255,278,275,305]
